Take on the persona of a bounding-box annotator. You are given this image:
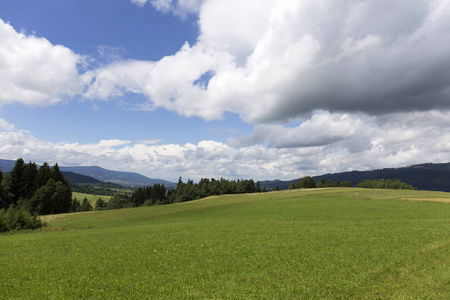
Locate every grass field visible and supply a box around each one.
[72,192,112,206]
[1,188,449,299]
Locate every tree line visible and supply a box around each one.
[0,158,72,214]
[0,158,73,232]
[355,179,417,190]
[288,176,352,189]
[90,177,258,210]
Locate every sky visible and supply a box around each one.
[1,0,450,182]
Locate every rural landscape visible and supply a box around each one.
[1,1,450,299]
[1,158,449,299]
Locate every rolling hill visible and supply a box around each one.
[261,162,450,192]
[61,171,104,185]
[2,188,449,298]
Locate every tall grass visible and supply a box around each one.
[1,188,449,299]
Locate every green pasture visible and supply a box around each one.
[1,188,449,299]
[72,192,111,206]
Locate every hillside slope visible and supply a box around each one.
[2,189,449,299]
[261,162,450,192]
[59,166,176,187]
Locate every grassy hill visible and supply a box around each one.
[72,192,112,206]
[1,188,449,299]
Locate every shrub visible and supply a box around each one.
[143,200,153,207]
[0,206,44,233]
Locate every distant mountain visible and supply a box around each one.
[59,166,176,188]
[61,171,104,185]
[3,158,450,191]
[261,162,450,192]
[0,159,176,188]
[0,159,17,172]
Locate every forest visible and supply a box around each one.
[0,158,71,231]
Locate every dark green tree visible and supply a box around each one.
[36,162,51,188]
[80,198,93,212]
[71,198,81,212]
[255,181,261,193]
[339,181,352,187]
[50,163,64,183]
[31,179,57,215]
[95,198,107,210]
[30,179,71,215]
[131,187,146,207]
[107,194,131,209]
[9,158,26,205]
[299,176,316,189]
[0,169,10,210]
[316,179,326,188]
[23,162,38,200]
[53,181,72,213]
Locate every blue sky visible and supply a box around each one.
[1,0,450,182]
[0,0,251,145]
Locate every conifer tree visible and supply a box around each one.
[36,162,51,188]
[9,158,26,204]
[80,198,93,211]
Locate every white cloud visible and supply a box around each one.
[131,0,148,7]
[98,0,450,124]
[2,110,450,182]
[0,118,15,131]
[131,0,203,16]
[0,19,85,107]
[3,2,450,182]
[229,112,360,148]
[83,60,154,100]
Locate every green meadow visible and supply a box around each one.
[1,188,449,299]
[72,192,112,206]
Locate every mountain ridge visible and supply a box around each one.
[0,159,176,188]
[260,162,450,192]
[2,159,450,191]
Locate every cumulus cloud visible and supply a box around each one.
[2,111,450,181]
[83,60,154,100]
[3,1,450,181]
[3,1,450,124]
[94,0,450,124]
[0,118,15,131]
[229,112,361,148]
[0,19,86,107]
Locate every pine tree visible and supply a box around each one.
[23,162,38,199]
[256,181,261,193]
[0,169,8,209]
[95,198,107,210]
[50,163,65,183]
[36,162,51,188]
[80,198,93,212]
[9,158,26,204]
[71,198,81,212]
